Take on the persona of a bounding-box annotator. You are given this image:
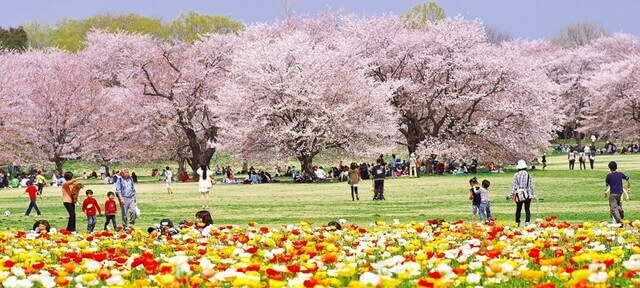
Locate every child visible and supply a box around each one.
[31,219,51,235]
[165,166,174,194]
[104,191,118,231]
[604,161,631,226]
[468,177,481,221]
[195,210,214,237]
[347,162,360,201]
[20,181,42,217]
[478,179,492,223]
[82,189,102,232]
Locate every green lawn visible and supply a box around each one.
[0,153,638,231]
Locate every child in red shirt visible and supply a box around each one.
[103,191,118,231]
[21,181,42,216]
[82,189,102,232]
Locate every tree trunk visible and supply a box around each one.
[574,131,583,147]
[398,113,424,155]
[178,157,187,177]
[241,161,248,174]
[297,154,315,175]
[53,157,65,175]
[101,157,110,177]
[181,125,217,180]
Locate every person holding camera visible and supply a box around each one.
[148,218,180,237]
[509,160,536,227]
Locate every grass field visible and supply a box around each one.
[0,153,638,231]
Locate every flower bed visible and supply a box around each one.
[2,217,640,287]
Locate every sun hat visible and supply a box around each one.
[516,160,527,170]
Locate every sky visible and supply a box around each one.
[1,0,639,40]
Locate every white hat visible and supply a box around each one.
[516,160,527,170]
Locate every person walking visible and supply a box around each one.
[61,172,82,232]
[510,160,536,227]
[197,165,214,209]
[589,144,596,169]
[541,153,547,171]
[409,153,417,177]
[20,181,42,217]
[568,149,576,170]
[165,166,174,194]
[81,189,102,233]
[604,161,631,226]
[478,179,492,223]
[347,162,360,201]
[35,171,46,196]
[103,191,118,231]
[468,177,481,222]
[372,158,386,200]
[579,150,586,170]
[115,168,138,229]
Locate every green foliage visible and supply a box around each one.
[0,26,28,51]
[403,2,446,28]
[22,12,243,52]
[0,153,636,231]
[169,11,243,43]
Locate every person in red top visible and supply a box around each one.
[103,191,118,231]
[82,189,102,232]
[20,181,42,217]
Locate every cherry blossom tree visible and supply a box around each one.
[346,16,559,162]
[218,22,398,173]
[0,49,109,172]
[581,34,640,140]
[546,43,601,145]
[84,31,237,176]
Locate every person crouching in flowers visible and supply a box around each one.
[194,210,214,237]
[82,189,102,233]
[30,219,51,235]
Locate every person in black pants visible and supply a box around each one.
[371,158,386,200]
[510,160,536,227]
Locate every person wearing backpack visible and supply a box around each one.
[372,158,386,200]
[509,160,536,227]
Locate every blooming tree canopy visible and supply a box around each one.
[581,34,640,140]
[0,49,110,172]
[348,17,559,163]
[84,31,237,174]
[218,20,398,173]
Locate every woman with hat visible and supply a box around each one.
[509,160,536,227]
